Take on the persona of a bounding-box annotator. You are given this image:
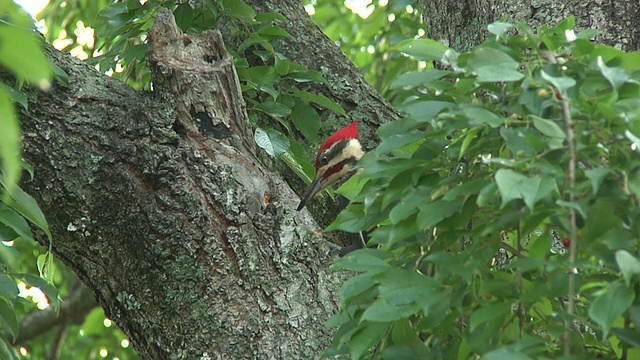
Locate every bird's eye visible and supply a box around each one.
[320,156,328,165]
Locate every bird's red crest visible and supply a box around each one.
[317,120,360,155]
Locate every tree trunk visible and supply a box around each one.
[419,0,639,52]
[15,7,354,359]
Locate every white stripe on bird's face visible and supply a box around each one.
[316,138,364,188]
[297,138,364,211]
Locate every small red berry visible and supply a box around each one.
[562,238,571,247]
[555,90,562,100]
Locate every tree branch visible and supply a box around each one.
[561,90,577,356]
[16,283,96,344]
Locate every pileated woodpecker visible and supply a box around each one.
[296,120,364,211]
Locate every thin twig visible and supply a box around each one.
[500,242,527,259]
[561,91,577,356]
[45,325,67,360]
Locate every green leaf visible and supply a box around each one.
[0,83,27,110]
[462,105,505,127]
[253,101,291,118]
[326,203,387,232]
[290,100,321,142]
[50,62,70,88]
[286,70,328,84]
[325,311,351,329]
[508,258,546,275]
[601,228,635,250]
[274,54,290,75]
[254,128,290,156]
[333,250,391,273]
[398,100,454,122]
[237,33,269,54]
[469,302,511,332]
[482,348,533,360]
[531,116,566,139]
[0,299,18,342]
[376,269,439,307]
[281,140,314,185]
[487,21,514,40]
[361,158,423,179]
[586,200,619,242]
[220,0,255,22]
[616,250,640,287]
[244,66,278,98]
[0,24,51,87]
[376,130,426,155]
[370,217,418,246]
[389,193,429,224]
[0,274,18,301]
[37,252,55,281]
[621,51,640,72]
[0,336,18,360]
[518,175,556,210]
[458,128,480,159]
[254,12,287,23]
[467,48,523,82]
[391,319,428,355]
[495,170,555,209]
[556,200,587,219]
[394,38,452,61]
[588,282,634,338]
[417,199,461,228]
[336,172,366,200]
[0,204,33,241]
[495,169,527,208]
[257,25,292,39]
[0,182,51,239]
[361,297,420,322]
[0,88,21,199]
[340,273,376,307]
[557,15,575,31]
[597,56,630,90]
[390,69,451,89]
[173,4,194,30]
[541,70,576,94]
[584,168,611,194]
[499,127,544,156]
[611,328,640,349]
[119,44,147,63]
[528,233,551,259]
[289,89,346,115]
[349,322,388,360]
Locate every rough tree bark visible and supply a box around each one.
[14,7,359,359]
[419,0,639,52]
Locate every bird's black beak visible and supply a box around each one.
[296,176,324,211]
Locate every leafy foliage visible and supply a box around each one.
[326,16,640,358]
[0,0,51,197]
[309,0,424,97]
[0,2,59,359]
